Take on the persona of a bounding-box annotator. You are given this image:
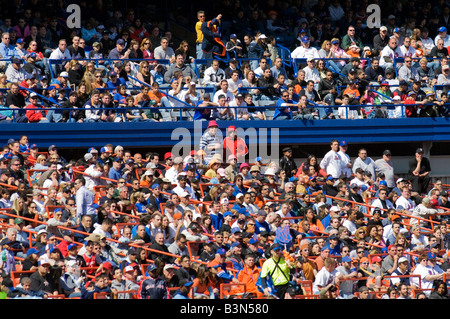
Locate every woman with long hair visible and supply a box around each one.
[296,154,327,178]
[192,264,211,298]
[242,69,260,97]
[200,215,214,236]
[9,197,30,225]
[129,18,149,42]
[299,207,325,236]
[74,82,89,106]
[127,39,144,59]
[136,60,153,87]
[365,224,383,253]
[175,40,195,66]
[140,38,154,60]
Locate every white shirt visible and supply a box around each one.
[434,34,450,47]
[338,106,359,119]
[229,100,248,118]
[379,45,401,67]
[398,45,416,58]
[412,263,438,295]
[5,65,28,83]
[49,47,72,64]
[420,37,435,52]
[202,66,226,86]
[303,66,321,83]
[313,267,338,294]
[84,164,103,191]
[213,89,235,104]
[395,196,415,212]
[227,78,243,92]
[338,151,352,179]
[320,150,343,179]
[291,46,320,61]
[342,219,357,235]
[370,198,394,214]
[165,166,179,184]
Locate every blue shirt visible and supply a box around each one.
[193,100,211,121]
[273,97,293,120]
[0,42,17,59]
[108,167,122,181]
[254,220,271,234]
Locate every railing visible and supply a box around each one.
[47,58,171,79]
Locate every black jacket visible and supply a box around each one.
[279,156,297,178]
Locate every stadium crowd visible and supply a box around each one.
[0,133,449,300]
[1,0,450,122]
[0,0,450,301]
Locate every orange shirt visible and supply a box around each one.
[148,91,164,104]
[236,265,264,297]
[343,87,360,99]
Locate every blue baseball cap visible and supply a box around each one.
[152,183,160,189]
[393,27,401,33]
[342,256,352,263]
[216,248,226,255]
[100,146,112,154]
[339,140,348,146]
[224,211,233,217]
[439,26,447,33]
[238,207,249,216]
[147,263,157,272]
[427,252,437,260]
[26,248,39,256]
[379,180,387,186]
[301,36,309,43]
[231,241,242,248]
[231,227,242,234]
[289,176,298,182]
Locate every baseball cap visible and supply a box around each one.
[38,259,50,266]
[393,27,401,33]
[416,148,424,154]
[164,152,174,160]
[439,26,447,33]
[147,263,157,272]
[380,26,387,32]
[398,257,408,263]
[100,146,111,154]
[116,39,125,45]
[339,140,348,146]
[230,33,237,39]
[124,265,135,273]
[342,256,352,263]
[301,36,309,43]
[372,256,382,263]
